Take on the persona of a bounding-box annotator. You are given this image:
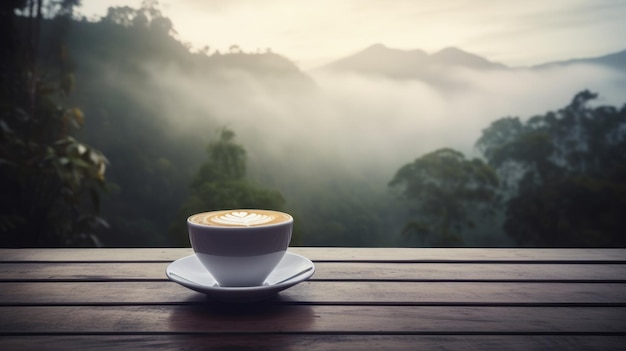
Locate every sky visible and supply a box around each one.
[77,0,626,70]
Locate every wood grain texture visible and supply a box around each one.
[2,335,626,351]
[1,305,625,334]
[2,248,625,262]
[1,248,624,350]
[1,281,625,305]
[2,262,625,281]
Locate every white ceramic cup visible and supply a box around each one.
[187,209,293,287]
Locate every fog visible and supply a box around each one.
[144,61,626,189]
[76,46,626,247]
[7,6,625,248]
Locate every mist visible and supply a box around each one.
[143,61,626,185]
[87,51,626,247]
[6,5,626,248]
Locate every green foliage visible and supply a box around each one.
[389,148,499,246]
[7,3,620,249]
[34,0,308,247]
[477,91,626,246]
[195,129,246,182]
[171,129,286,246]
[0,0,108,247]
[505,175,626,246]
[103,0,174,36]
[57,5,202,246]
[292,180,394,247]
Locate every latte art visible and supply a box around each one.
[189,209,291,227]
[212,211,274,226]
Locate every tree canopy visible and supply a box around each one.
[389,148,499,246]
[477,91,626,246]
[0,0,108,247]
[3,2,624,248]
[171,129,286,245]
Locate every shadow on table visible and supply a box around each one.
[167,294,316,350]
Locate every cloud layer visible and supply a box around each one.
[148,62,625,186]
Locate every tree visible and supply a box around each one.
[103,0,174,35]
[0,0,108,246]
[389,148,498,246]
[171,129,286,245]
[477,91,626,246]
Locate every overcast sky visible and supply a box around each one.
[78,0,626,69]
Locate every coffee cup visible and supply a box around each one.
[187,209,293,287]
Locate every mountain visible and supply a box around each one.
[318,43,429,77]
[533,49,626,71]
[316,44,507,80]
[317,44,626,82]
[430,47,507,70]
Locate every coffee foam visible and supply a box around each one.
[189,210,291,227]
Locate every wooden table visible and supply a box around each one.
[1,248,625,350]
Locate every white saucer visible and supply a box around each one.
[166,251,315,302]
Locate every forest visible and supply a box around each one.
[1,1,625,248]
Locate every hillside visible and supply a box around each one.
[316,44,626,88]
[317,44,507,80]
[533,49,626,71]
[19,13,626,248]
[57,19,312,246]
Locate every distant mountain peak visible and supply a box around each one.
[317,43,626,89]
[364,43,388,51]
[357,43,423,57]
[318,44,506,78]
[533,49,626,71]
[431,46,470,61]
[431,47,505,69]
[434,46,465,55]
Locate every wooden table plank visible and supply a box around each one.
[1,248,624,351]
[2,248,625,262]
[2,335,626,351]
[1,281,625,305]
[2,262,625,282]
[1,305,625,334]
